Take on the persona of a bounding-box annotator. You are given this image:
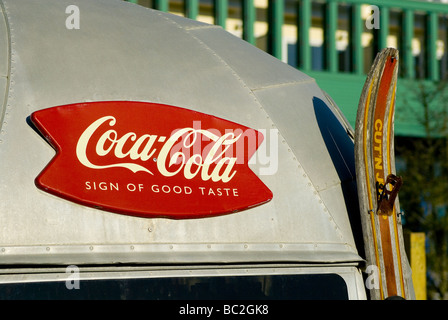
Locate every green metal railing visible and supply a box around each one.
[125,0,448,82]
[123,0,448,136]
[293,0,448,81]
[125,0,256,45]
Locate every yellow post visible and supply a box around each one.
[410,232,427,300]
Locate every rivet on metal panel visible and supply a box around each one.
[207,244,211,249]
[170,245,174,249]
[89,246,94,251]
[148,227,153,232]
[1,248,5,253]
[244,244,248,249]
[46,247,50,252]
[279,244,283,248]
[130,245,134,250]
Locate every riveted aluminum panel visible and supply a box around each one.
[0,0,362,266]
[252,82,356,190]
[187,25,312,90]
[0,2,8,134]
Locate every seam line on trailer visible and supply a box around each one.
[158,11,353,248]
[0,0,11,141]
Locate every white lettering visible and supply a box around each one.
[151,184,192,195]
[255,129,278,176]
[365,265,380,289]
[126,183,144,192]
[65,265,80,290]
[76,116,153,174]
[85,181,119,191]
[76,116,246,182]
[65,5,80,30]
[365,5,380,30]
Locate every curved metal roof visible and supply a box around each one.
[0,0,362,265]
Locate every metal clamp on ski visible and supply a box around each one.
[376,174,402,216]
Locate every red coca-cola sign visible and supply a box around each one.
[31,101,273,219]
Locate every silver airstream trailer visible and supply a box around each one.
[0,0,368,300]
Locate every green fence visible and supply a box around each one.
[125,0,448,136]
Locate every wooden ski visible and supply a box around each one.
[354,48,415,300]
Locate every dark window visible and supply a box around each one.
[287,42,298,68]
[414,13,427,79]
[312,46,324,71]
[311,1,325,71]
[338,4,352,73]
[0,274,348,300]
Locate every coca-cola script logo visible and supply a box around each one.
[31,101,273,219]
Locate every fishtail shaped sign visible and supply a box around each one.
[31,101,272,219]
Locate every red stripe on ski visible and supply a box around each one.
[373,55,398,297]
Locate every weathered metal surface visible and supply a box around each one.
[0,0,362,266]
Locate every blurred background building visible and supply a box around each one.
[124,0,448,139]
